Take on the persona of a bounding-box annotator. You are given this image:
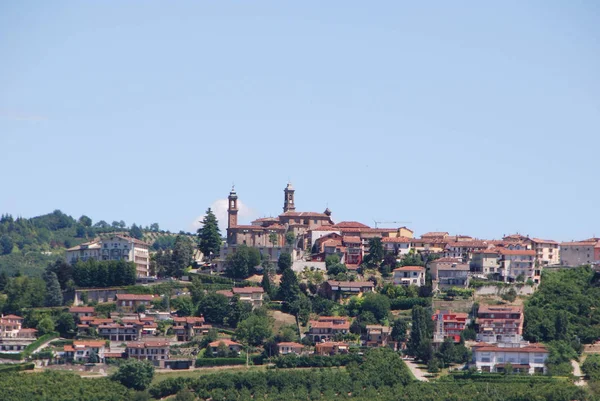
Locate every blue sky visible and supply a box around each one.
[1,1,599,241]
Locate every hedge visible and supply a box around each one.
[0,362,35,373]
[195,358,246,367]
[0,352,23,360]
[271,353,362,368]
[23,332,59,357]
[446,371,562,383]
[390,297,431,310]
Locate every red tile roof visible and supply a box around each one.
[73,340,106,348]
[216,290,234,297]
[333,221,370,229]
[431,257,463,263]
[69,307,95,313]
[280,212,330,218]
[232,287,264,294]
[342,236,362,244]
[478,305,523,314]
[2,314,23,320]
[381,237,411,243]
[530,238,559,245]
[277,342,304,348]
[393,266,424,272]
[421,232,449,237]
[327,280,374,288]
[116,294,154,301]
[472,343,547,353]
[209,339,241,347]
[497,249,536,256]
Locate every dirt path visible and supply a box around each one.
[403,358,429,382]
[572,360,586,386]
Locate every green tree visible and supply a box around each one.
[197,208,221,261]
[408,305,433,362]
[150,223,160,232]
[226,295,252,327]
[88,349,100,364]
[112,359,155,391]
[36,316,55,335]
[225,245,251,279]
[78,215,92,227]
[285,231,296,246]
[171,235,194,278]
[278,268,300,304]
[391,318,408,343]
[501,287,517,303]
[555,310,569,341]
[43,271,63,307]
[348,347,412,388]
[56,312,76,337]
[277,252,292,272]
[235,313,273,346]
[360,293,391,322]
[289,293,312,325]
[261,265,274,298]
[0,235,14,255]
[0,270,8,291]
[174,390,196,401]
[248,247,261,271]
[366,238,384,266]
[197,292,230,325]
[130,224,144,240]
[268,232,278,247]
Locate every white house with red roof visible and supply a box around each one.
[392,266,425,287]
[209,339,242,355]
[307,316,350,342]
[381,236,412,255]
[115,294,155,312]
[471,342,548,374]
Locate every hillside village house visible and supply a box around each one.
[63,340,107,363]
[428,258,469,288]
[471,342,549,374]
[315,341,349,356]
[476,305,523,344]
[433,310,468,343]
[381,237,412,255]
[497,249,538,283]
[115,294,154,312]
[392,266,425,287]
[209,339,242,356]
[322,280,375,300]
[69,306,95,320]
[98,321,142,342]
[560,238,600,267]
[308,316,350,342]
[470,250,501,275]
[443,241,490,261]
[216,287,264,309]
[530,238,560,266]
[172,316,211,342]
[364,325,394,349]
[126,340,170,367]
[66,235,151,277]
[277,342,304,355]
[0,314,37,352]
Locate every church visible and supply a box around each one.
[225,183,334,249]
[218,183,413,269]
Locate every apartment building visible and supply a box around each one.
[364,325,394,348]
[381,237,412,256]
[498,249,538,283]
[63,340,107,363]
[216,287,265,309]
[428,258,469,288]
[126,340,170,367]
[278,342,304,355]
[470,250,501,275]
[66,235,151,277]
[315,341,349,356]
[392,266,425,287]
[115,294,155,313]
[322,280,374,300]
[530,238,560,266]
[432,310,468,343]
[560,238,600,267]
[471,343,548,374]
[476,305,523,344]
[172,316,211,342]
[98,322,142,342]
[307,316,350,342]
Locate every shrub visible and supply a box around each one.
[195,358,246,367]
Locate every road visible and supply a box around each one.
[403,358,429,382]
[572,360,586,386]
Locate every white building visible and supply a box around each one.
[560,239,600,267]
[381,237,412,256]
[530,238,560,266]
[66,235,151,277]
[392,266,425,287]
[471,343,548,374]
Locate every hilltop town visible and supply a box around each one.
[1,183,599,400]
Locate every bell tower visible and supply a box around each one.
[283,182,295,213]
[227,186,239,229]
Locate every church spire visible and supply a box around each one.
[283,182,295,213]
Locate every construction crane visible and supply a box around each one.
[373,220,412,228]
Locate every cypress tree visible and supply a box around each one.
[197,208,221,261]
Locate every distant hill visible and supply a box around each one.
[0,210,192,276]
